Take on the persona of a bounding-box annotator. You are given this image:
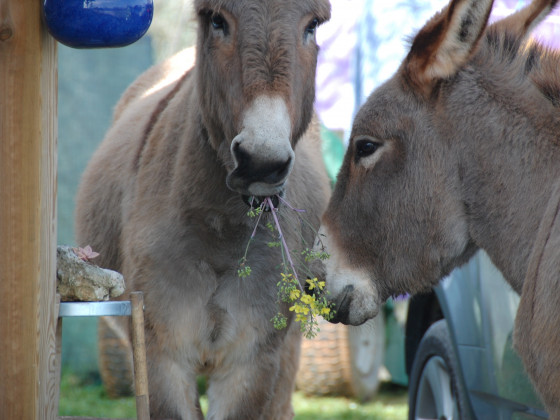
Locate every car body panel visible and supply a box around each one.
[433,251,547,418]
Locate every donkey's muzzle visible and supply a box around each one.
[227,141,294,197]
[327,285,355,324]
[227,95,295,197]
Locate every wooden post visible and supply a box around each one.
[130,292,151,420]
[0,0,58,418]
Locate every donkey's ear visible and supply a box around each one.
[489,0,559,41]
[403,0,494,95]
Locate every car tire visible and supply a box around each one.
[408,319,472,420]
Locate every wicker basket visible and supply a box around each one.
[296,312,385,401]
[296,318,353,397]
[98,316,134,398]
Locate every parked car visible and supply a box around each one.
[406,250,548,419]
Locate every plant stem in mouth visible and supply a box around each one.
[277,194,305,213]
[265,196,304,293]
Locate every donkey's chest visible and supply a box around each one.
[168,271,280,372]
[139,210,296,367]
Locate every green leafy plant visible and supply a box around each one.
[239,195,334,338]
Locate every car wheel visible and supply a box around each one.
[408,319,472,420]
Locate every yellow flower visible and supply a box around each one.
[289,304,303,314]
[306,278,326,291]
[321,307,331,315]
[300,294,314,305]
[290,303,309,315]
[289,289,301,301]
[296,313,308,323]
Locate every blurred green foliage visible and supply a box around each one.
[57,37,153,379]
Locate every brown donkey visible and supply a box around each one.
[75,1,331,418]
[317,0,560,416]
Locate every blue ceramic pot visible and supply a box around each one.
[42,0,154,49]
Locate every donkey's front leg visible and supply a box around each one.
[265,323,301,420]
[147,348,203,420]
[205,338,297,420]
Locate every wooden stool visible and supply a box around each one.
[55,292,149,420]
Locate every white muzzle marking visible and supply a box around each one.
[230,95,294,196]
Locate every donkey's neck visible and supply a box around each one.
[456,102,560,292]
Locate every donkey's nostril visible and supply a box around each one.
[232,142,292,186]
[262,156,292,184]
[328,285,354,324]
[231,143,255,179]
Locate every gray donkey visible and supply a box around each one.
[75,1,332,418]
[316,0,560,417]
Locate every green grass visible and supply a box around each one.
[59,372,137,418]
[292,384,408,420]
[59,372,408,419]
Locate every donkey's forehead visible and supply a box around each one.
[352,77,418,139]
[194,0,331,20]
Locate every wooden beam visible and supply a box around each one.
[131,292,150,420]
[0,0,58,418]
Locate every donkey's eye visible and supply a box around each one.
[356,139,381,158]
[305,18,319,36]
[210,13,227,33]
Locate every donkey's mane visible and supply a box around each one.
[481,25,560,108]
